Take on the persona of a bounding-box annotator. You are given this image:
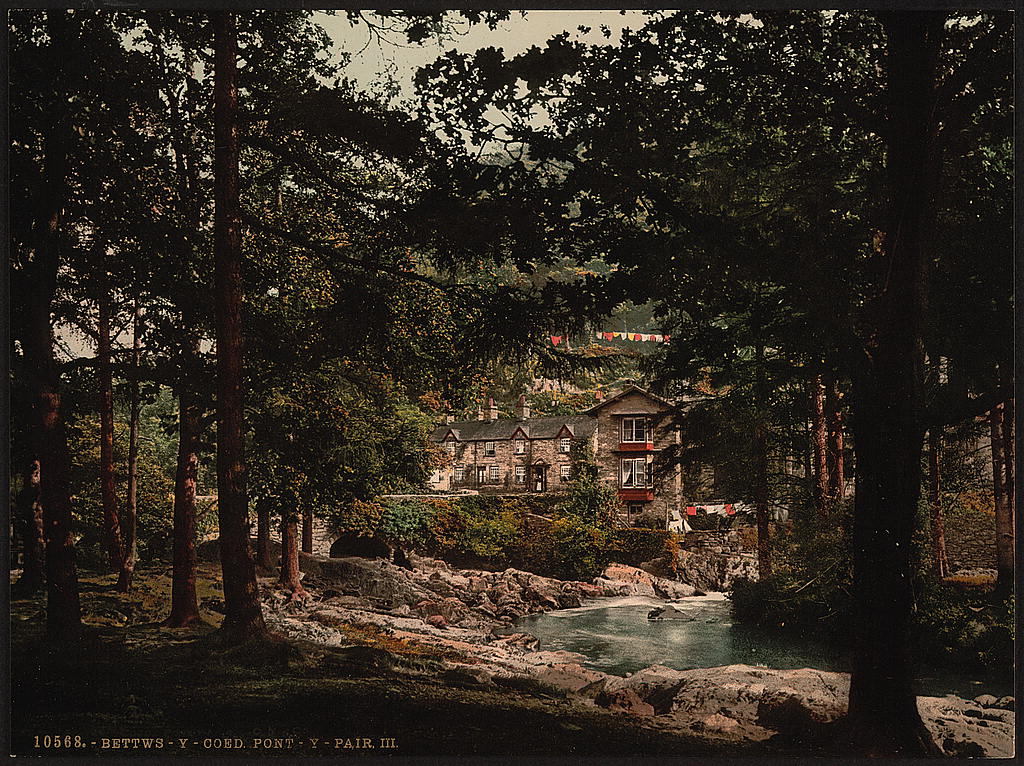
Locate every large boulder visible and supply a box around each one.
[918,694,1015,758]
[329,532,392,560]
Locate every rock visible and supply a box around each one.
[918,695,1015,758]
[994,696,1014,711]
[490,632,540,652]
[974,694,998,707]
[425,614,447,628]
[329,532,392,560]
[596,687,655,716]
[440,666,495,688]
[533,663,608,694]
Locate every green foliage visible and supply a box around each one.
[729,506,854,635]
[913,581,1013,671]
[65,415,176,567]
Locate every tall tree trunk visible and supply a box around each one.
[278,509,306,601]
[213,10,266,643]
[990,403,1012,592]
[97,269,125,575]
[22,9,82,639]
[165,385,202,627]
[824,371,845,502]
[301,508,313,554]
[116,298,141,592]
[847,12,943,756]
[12,459,46,594]
[753,342,771,579]
[809,374,829,516]
[254,497,274,573]
[995,365,1014,596]
[927,427,949,578]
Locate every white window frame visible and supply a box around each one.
[445,440,457,456]
[628,503,644,515]
[489,465,500,482]
[484,441,496,456]
[515,466,526,483]
[621,457,652,488]
[559,436,571,453]
[621,417,648,443]
[560,464,571,481]
[454,466,465,481]
[514,439,527,454]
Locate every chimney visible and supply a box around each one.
[476,404,485,421]
[595,389,604,402]
[487,396,499,422]
[445,413,455,424]
[515,394,530,420]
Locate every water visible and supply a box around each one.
[519,595,1012,699]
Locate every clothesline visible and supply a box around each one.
[550,331,671,346]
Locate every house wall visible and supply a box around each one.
[592,391,682,526]
[444,431,585,495]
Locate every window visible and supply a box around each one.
[559,437,571,453]
[621,457,652,488]
[484,441,495,456]
[628,503,644,516]
[445,440,457,456]
[489,465,500,482]
[515,466,526,483]
[514,439,526,455]
[560,465,571,481]
[621,417,648,443]
[454,466,465,481]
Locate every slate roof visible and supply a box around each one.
[430,414,597,443]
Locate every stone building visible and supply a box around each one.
[428,385,682,526]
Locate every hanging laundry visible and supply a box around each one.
[725,503,735,515]
[686,505,697,516]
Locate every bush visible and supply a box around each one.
[609,528,680,572]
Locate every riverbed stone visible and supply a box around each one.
[534,663,608,694]
[596,687,655,716]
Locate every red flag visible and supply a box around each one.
[725,503,735,515]
[603,332,614,341]
[686,505,697,516]
[663,334,671,342]
[551,336,562,346]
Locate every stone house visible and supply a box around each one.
[428,385,683,526]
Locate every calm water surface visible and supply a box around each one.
[518,594,1012,699]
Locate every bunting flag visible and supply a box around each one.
[551,336,563,346]
[725,503,735,516]
[686,505,697,516]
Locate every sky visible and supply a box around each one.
[315,10,643,99]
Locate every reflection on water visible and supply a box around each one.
[519,595,1011,699]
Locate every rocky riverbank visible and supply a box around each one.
[262,553,1013,758]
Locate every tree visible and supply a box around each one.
[213,10,266,643]
[415,8,1010,754]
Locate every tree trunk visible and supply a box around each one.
[824,371,845,503]
[927,427,949,578]
[22,9,81,639]
[254,497,274,573]
[13,459,46,594]
[809,374,829,516]
[846,12,943,756]
[995,365,1014,596]
[116,298,141,592]
[753,419,772,579]
[97,267,124,574]
[213,10,266,643]
[165,385,202,628]
[301,508,313,554]
[278,510,306,600]
[990,403,1012,592]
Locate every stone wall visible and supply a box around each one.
[681,529,746,555]
[593,390,681,525]
[448,432,593,496]
[944,508,997,571]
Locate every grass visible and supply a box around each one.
[11,563,750,758]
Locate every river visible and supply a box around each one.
[519,594,1012,699]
